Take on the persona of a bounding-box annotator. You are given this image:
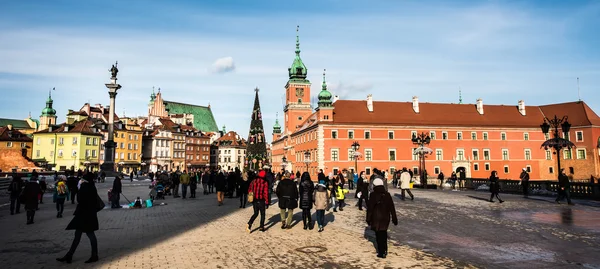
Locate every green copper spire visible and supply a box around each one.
[149,87,156,105]
[273,112,282,134]
[41,87,57,116]
[318,69,332,108]
[459,87,463,104]
[288,25,308,80]
[222,125,226,133]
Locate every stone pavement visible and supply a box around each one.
[0,179,470,269]
[387,188,600,269]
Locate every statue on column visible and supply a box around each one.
[110,61,119,79]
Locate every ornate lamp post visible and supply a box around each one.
[101,62,121,174]
[281,156,288,172]
[412,132,431,188]
[351,141,360,173]
[304,151,311,172]
[540,116,575,179]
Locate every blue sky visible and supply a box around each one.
[1,0,599,140]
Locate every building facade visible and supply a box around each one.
[271,29,600,181]
[211,131,246,171]
[184,126,211,170]
[0,125,36,171]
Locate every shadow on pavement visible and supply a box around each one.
[362,226,376,251]
[523,196,557,204]
[324,211,336,226]
[466,195,491,202]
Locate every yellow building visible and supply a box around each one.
[114,117,144,174]
[32,119,102,171]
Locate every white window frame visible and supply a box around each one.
[435,149,443,160]
[473,163,479,171]
[564,149,572,160]
[411,131,417,139]
[545,150,552,160]
[388,131,394,140]
[365,167,372,175]
[434,166,440,174]
[36,150,40,157]
[523,132,529,141]
[348,130,354,139]
[456,149,465,161]
[348,148,354,161]
[526,165,531,173]
[365,149,373,161]
[457,132,463,140]
[576,131,583,142]
[524,149,532,160]
[389,149,396,161]
[483,132,488,140]
[502,149,509,160]
[483,149,490,160]
[577,149,586,160]
[36,138,40,145]
[442,131,448,140]
[472,149,479,161]
[501,132,507,141]
[412,148,419,161]
[549,167,554,174]
[471,132,477,140]
[430,131,436,140]
[331,149,339,161]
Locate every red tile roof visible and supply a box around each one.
[214,131,246,147]
[0,127,32,142]
[35,119,102,136]
[331,100,600,128]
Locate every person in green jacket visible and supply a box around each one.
[180,171,191,199]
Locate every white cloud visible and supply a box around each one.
[210,56,236,74]
[327,81,374,99]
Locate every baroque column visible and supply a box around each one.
[101,62,122,173]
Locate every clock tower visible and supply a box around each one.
[284,26,313,134]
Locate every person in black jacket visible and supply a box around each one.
[9,175,23,215]
[239,171,251,208]
[209,169,216,193]
[202,168,210,195]
[39,176,47,204]
[489,171,504,203]
[298,172,315,230]
[66,171,79,204]
[366,178,398,259]
[57,174,100,264]
[111,176,122,208]
[215,170,227,205]
[171,171,180,198]
[276,172,298,229]
[265,167,275,205]
[519,168,530,197]
[556,168,574,205]
[356,172,369,211]
[21,176,40,224]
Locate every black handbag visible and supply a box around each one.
[96,194,106,212]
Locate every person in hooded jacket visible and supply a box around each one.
[21,176,40,224]
[313,181,329,232]
[366,178,398,259]
[298,172,315,230]
[356,171,369,210]
[276,172,298,229]
[57,173,100,264]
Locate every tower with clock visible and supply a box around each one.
[283,25,313,134]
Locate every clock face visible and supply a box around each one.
[295,88,304,98]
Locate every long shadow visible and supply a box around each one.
[324,211,336,226]
[264,213,282,231]
[467,195,491,202]
[362,226,376,251]
[524,196,558,204]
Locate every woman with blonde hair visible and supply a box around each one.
[54,175,68,218]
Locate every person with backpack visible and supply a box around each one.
[9,175,24,215]
[54,175,68,218]
[276,171,298,229]
[313,179,329,232]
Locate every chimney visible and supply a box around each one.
[66,116,75,125]
[366,94,373,112]
[518,100,526,116]
[476,98,484,115]
[64,125,69,132]
[6,124,12,130]
[48,126,53,132]
[412,96,419,113]
[333,95,339,103]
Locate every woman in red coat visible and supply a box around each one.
[366,178,398,259]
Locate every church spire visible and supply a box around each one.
[288,25,308,80]
[459,87,463,104]
[318,69,332,108]
[295,25,301,56]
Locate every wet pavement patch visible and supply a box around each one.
[296,246,327,254]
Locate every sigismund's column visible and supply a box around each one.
[101,62,122,173]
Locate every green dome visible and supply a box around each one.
[273,117,281,134]
[318,69,332,108]
[288,26,307,80]
[41,95,56,116]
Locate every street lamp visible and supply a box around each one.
[281,156,288,172]
[412,132,431,189]
[351,141,360,173]
[304,151,311,172]
[540,115,575,179]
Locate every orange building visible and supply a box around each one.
[271,29,600,181]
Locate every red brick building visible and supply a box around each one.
[271,30,600,181]
[183,125,211,170]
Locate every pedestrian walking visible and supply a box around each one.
[171,171,180,198]
[556,168,574,205]
[215,170,227,205]
[180,171,190,199]
[438,171,445,188]
[39,176,47,204]
[356,172,369,210]
[54,175,68,218]
[239,171,251,208]
[299,172,315,230]
[276,171,298,229]
[313,181,329,232]
[399,168,414,201]
[56,175,100,264]
[346,169,355,190]
[265,167,274,205]
[111,176,122,208]
[336,181,349,211]
[489,171,504,203]
[519,168,530,197]
[328,173,337,212]
[202,168,210,195]
[247,170,269,233]
[129,171,134,182]
[21,176,40,224]
[190,171,198,198]
[209,169,216,194]
[67,171,79,204]
[8,174,23,215]
[450,172,457,190]
[366,177,398,259]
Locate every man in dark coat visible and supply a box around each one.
[356,173,369,210]
[318,169,326,184]
[171,171,180,198]
[366,178,398,259]
[111,176,122,208]
[519,168,530,197]
[265,167,274,205]
[556,169,574,205]
[57,176,99,264]
[276,172,298,229]
[215,170,227,205]
[437,171,445,187]
[9,175,23,215]
[227,170,236,198]
[22,176,41,224]
[299,172,315,230]
[67,171,79,204]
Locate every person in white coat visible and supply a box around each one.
[399,167,414,201]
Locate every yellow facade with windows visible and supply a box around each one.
[114,117,144,174]
[33,131,101,171]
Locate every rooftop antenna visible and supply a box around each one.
[577,77,581,102]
